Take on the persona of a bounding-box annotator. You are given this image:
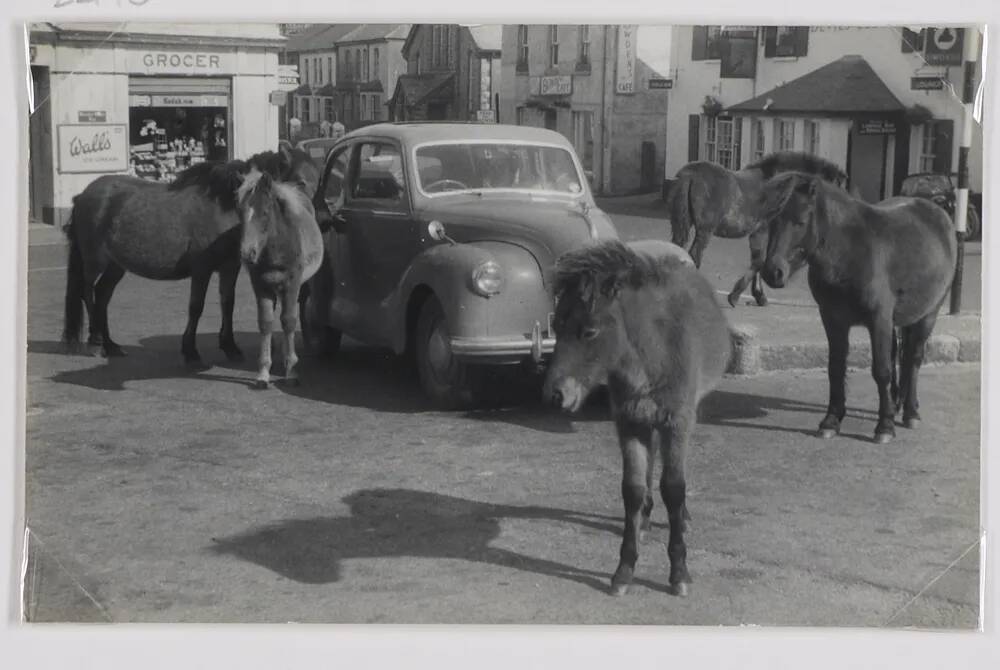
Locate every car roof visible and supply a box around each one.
[341,122,575,147]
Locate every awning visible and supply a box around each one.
[390,73,454,107]
[727,55,905,115]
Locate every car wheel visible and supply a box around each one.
[965,207,981,241]
[415,295,477,410]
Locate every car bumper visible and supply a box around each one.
[450,322,555,364]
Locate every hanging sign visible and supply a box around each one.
[924,28,964,66]
[269,91,287,106]
[57,124,128,174]
[616,25,637,94]
[648,78,673,89]
[911,76,945,90]
[278,64,300,91]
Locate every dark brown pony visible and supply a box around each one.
[542,240,731,597]
[668,151,850,307]
[759,172,957,443]
[236,167,323,388]
[61,149,314,364]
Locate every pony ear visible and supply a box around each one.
[599,273,622,300]
[256,171,273,190]
[795,176,819,199]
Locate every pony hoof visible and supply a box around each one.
[223,349,245,363]
[873,431,894,444]
[609,582,630,597]
[252,379,271,390]
[754,295,768,307]
[727,294,740,309]
[103,345,126,357]
[670,582,690,598]
[903,414,921,429]
[818,428,838,439]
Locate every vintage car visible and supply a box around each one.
[308,122,619,408]
[295,137,340,169]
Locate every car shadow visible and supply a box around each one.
[208,487,673,596]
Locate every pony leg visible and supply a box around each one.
[899,313,937,429]
[82,265,105,355]
[280,283,302,386]
[181,270,212,365]
[92,261,126,357]
[870,314,897,444]
[610,419,654,596]
[217,258,244,362]
[253,291,276,389]
[818,306,850,439]
[687,228,712,268]
[62,228,86,353]
[640,431,657,540]
[660,411,693,597]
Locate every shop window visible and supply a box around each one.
[751,117,766,162]
[764,27,808,58]
[517,25,529,73]
[128,99,229,182]
[691,26,723,61]
[578,26,591,68]
[353,142,405,203]
[773,118,795,151]
[549,25,559,68]
[804,120,821,155]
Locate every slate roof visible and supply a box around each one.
[391,73,455,106]
[286,24,359,52]
[467,25,502,52]
[727,55,905,115]
[338,24,410,44]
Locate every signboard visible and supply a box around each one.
[269,91,287,106]
[924,27,964,66]
[911,76,946,90]
[278,64,300,92]
[57,124,128,174]
[616,25,637,94]
[475,109,497,123]
[149,95,228,107]
[857,119,897,135]
[128,50,234,75]
[539,75,572,96]
[648,78,673,89]
[129,94,152,107]
[77,110,107,123]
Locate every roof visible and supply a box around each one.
[467,25,502,52]
[391,73,454,107]
[286,23,360,52]
[315,83,337,96]
[727,55,905,115]
[341,122,576,148]
[338,24,410,44]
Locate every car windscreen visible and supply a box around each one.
[414,143,584,196]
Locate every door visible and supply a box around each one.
[544,108,557,130]
[427,102,448,120]
[337,139,420,341]
[849,123,886,203]
[29,66,53,224]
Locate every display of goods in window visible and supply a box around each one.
[129,118,207,182]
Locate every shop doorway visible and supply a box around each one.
[544,108,557,131]
[128,77,231,182]
[28,65,53,224]
[848,123,888,203]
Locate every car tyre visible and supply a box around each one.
[965,207,981,242]
[415,295,478,410]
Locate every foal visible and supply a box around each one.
[237,169,323,388]
[543,240,731,597]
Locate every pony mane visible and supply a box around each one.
[554,240,683,303]
[168,160,249,210]
[236,168,312,220]
[747,151,847,184]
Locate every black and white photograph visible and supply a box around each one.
[18,16,986,631]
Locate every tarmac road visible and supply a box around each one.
[23,213,981,626]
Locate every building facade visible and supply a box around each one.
[29,22,285,227]
[284,24,359,138]
[333,24,409,129]
[664,25,984,201]
[500,25,673,195]
[388,25,502,123]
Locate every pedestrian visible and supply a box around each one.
[320,118,333,138]
[331,120,345,140]
[288,116,302,142]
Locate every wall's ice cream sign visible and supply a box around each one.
[58,124,128,173]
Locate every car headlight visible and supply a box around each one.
[472,260,504,297]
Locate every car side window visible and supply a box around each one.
[323,146,351,211]
[351,142,406,205]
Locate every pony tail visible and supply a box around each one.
[62,211,84,345]
[669,175,694,250]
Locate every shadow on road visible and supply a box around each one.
[208,487,674,596]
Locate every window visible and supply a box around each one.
[363,49,370,81]
[704,116,741,168]
[704,116,717,162]
[372,95,381,121]
[353,142,404,202]
[516,106,529,126]
[578,25,591,66]
[444,26,451,67]
[317,58,323,84]
[919,123,937,172]
[345,51,352,80]
[691,26,723,60]
[549,25,559,67]
[572,110,595,180]
[328,57,333,83]
[324,98,334,122]
[300,97,310,121]
[774,119,795,151]
[432,26,450,67]
[804,120,821,155]
[355,49,362,80]
[415,142,582,194]
[751,118,766,162]
[517,25,529,72]
[373,49,380,78]
[361,95,368,121]
[323,147,351,210]
[415,52,421,75]
[480,58,493,111]
[764,26,808,58]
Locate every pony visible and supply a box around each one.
[668,151,851,307]
[542,240,732,597]
[61,148,315,365]
[236,168,323,388]
[758,172,957,444]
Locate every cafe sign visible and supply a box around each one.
[57,124,128,174]
[128,50,234,75]
[539,75,572,96]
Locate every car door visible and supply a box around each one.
[337,139,420,342]
[315,142,357,333]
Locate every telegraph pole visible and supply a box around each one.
[950,26,979,314]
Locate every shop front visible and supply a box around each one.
[29,24,284,227]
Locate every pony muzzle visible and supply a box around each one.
[761,259,789,289]
[544,376,587,413]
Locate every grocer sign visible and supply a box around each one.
[129,50,235,75]
[57,124,128,174]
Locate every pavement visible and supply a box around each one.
[594,194,983,375]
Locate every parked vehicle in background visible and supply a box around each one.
[309,122,619,408]
[296,137,340,170]
[900,172,981,241]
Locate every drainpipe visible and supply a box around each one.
[600,26,614,195]
[950,26,979,315]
